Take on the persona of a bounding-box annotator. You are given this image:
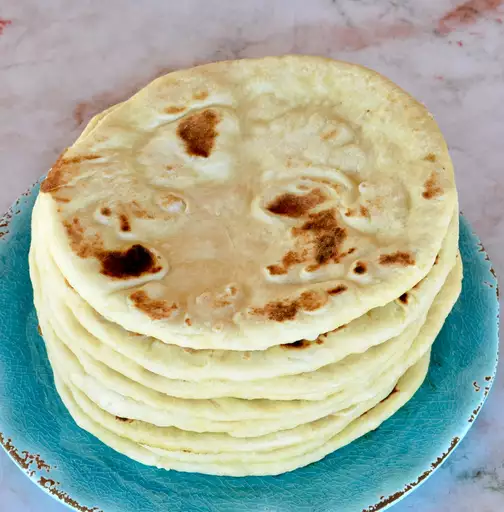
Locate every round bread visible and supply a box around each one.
[31,198,458,382]
[50,352,431,476]
[43,262,459,436]
[37,56,457,349]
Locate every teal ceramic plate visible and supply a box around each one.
[0,184,499,512]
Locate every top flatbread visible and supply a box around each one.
[36,55,457,349]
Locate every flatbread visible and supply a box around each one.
[36,56,457,349]
[52,261,461,437]
[31,200,458,381]
[50,352,430,476]
[33,253,461,437]
[31,241,461,401]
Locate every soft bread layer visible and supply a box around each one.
[31,202,459,392]
[36,56,457,349]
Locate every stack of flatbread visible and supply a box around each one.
[29,56,461,476]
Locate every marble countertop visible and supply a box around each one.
[0,0,503,510]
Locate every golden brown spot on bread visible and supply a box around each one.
[98,245,161,279]
[299,290,327,311]
[119,214,131,232]
[301,210,347,265]
[254,300,298,322]
[177,109,219,158]
[267,264,287,276]
[184,317,192,326]
[267,250,307,276]
[286,210,348,268]
[164,106,186,114]
[130,291,177,320]
[54,196,70,203]
[41,153,100,193]
[269,205,350,290]
[300,209,335,233]
[100,207,111,216]
[423,172,443,199]
[424,153,437,162]
[283,250,305,268]
[281,340,311,349]
[253,289,327,322]
[115,416,134,423]
[434,254,440,265]
[37,324,42,336]
[64,278,73,290]
[360,205,370,218]
[193,91,209,100]
[379,251,415,266]
[64,217,103,258]
[354,261,367,274]
[344,208,354,217]
[399,292,409,304]
[267,189,325,218]
[328,285,348,295]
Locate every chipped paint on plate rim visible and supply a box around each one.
[0,183,499,512]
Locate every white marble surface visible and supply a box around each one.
[0,0,503,510]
